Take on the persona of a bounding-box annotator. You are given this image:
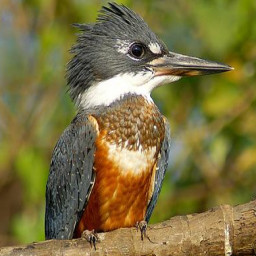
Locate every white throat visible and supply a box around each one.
[77,72,180,109]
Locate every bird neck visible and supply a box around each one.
[75,73,155,110]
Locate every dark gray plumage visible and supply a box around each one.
[145,119,170,222]
[45,114,97,239]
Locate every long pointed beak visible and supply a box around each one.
[149,52,233,77]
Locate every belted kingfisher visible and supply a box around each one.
[45,2,232,240]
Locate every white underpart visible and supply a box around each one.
[79,72,180,109]
[148,42,161,54]
[107,143,156,176]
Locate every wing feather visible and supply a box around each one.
[145,118,170,222]
[45,114,98,239]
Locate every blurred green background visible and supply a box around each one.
[1,0,256,246]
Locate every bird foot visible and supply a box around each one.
[136,220,148,240]
[82,229,99,250]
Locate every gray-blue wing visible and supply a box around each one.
[45,114,98,239]
[145,118,171,222]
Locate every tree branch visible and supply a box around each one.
[1,200,256,256]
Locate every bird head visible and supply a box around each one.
[67,2,232,109]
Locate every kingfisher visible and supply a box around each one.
[45,2,232,241]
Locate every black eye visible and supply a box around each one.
[129,43,145,59]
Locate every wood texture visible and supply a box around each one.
[1,200,256,256]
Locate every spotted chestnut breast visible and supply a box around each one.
[75,95,165,236]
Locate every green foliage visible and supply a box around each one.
[15,148,48,203]
[1,0,255,245]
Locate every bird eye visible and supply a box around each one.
[129,43,145,59]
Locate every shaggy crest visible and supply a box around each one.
[67,3,164,104]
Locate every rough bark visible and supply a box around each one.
[1,200,256,256]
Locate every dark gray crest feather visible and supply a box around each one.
[72,23,93,32]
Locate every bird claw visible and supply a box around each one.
[136,220,148,240]
[82,229,99,250]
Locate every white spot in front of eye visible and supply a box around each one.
[115,39,130,54]
[148,42,161,54]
